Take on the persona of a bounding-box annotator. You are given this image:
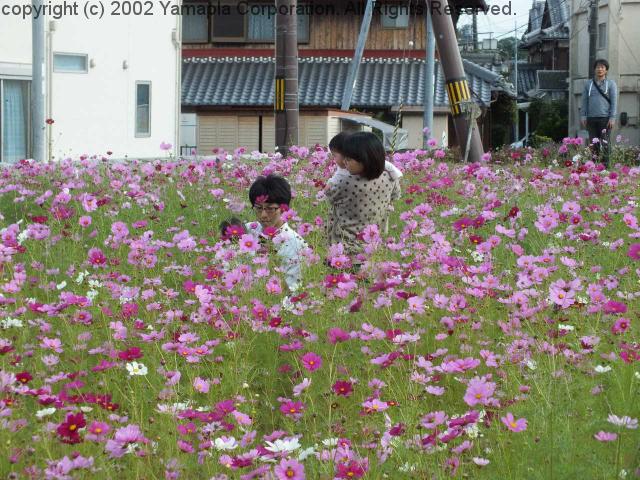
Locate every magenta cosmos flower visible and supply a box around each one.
[501,412,527,432]
[274,458,305,480]
[627,243,640,260]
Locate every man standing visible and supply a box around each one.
[580,59,618,167]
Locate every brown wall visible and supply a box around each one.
[184,1,428,51]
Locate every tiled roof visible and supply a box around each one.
[526,1,545,33]
[522,0,569,45]
[547,0,569,26]
[182,56,515,109]
[510,63,542,99]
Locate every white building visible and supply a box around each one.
[0,0,181,163]
[569,0,640,144]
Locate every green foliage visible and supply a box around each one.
[529,98,569,141]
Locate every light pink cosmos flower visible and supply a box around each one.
[463,376,496,406]
[594,431,617,442]
[193,377,210,394]
[362,398,388,413]
[274,458,305,480]
[238,234,260,254]
[501,412,527,432]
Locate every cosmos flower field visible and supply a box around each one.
[0,143,639,479]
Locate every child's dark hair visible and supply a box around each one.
[341,132,386,180]
[248,175,292,206]
[329,131,351,155]
[593,58,609,70]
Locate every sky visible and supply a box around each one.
[457,0,536,41]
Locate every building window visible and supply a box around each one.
[247,11,309,42]
[1,79,31,163]
[598,23,607,50]
[182,3,209,43]
[135,82,151,137]
[212,6,245,41]
[207,3,309,43]
[53,53,88,73]
[381,5,410,29]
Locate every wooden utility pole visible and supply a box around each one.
[426,0,483,162]
[275,0,299,155]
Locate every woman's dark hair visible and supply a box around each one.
[341,131,386,180]
[593,58,609,71]
[248,175,292,206]
[329,131,352,155]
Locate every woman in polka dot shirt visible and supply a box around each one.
[324,132,400,264]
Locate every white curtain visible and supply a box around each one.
[2,80,29,163]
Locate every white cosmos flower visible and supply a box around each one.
[56,281,67,290]
[35,407,57,418]
[214,436,238,451]
[126,361,148,376]
[595,365,612,373]
[264,437,301,453]
[558,324,574,331]
[297,446,316,461]
[608,414,638,429]
[321,438,339,447]
[0,318,23,329]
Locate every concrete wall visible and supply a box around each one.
[403,113,449,149]
[0,0,180,161]
[569,0,640,144]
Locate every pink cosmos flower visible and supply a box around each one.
[594,431,617,442]
[501,412,527,432]
[335,460,368,479]
[193,377,210,394]
[238,234,260,254]
[332,380,353,397]
[327,327,350,344]
[611,318,630,335]
[463,376,496,406]
[603,300,627,314]
[300,352,322,372]
[362,398,388,413]
[627,243,640,260]
[274,458,305,480]
[279,401,305,420]
[87,247,107,266]
[79,216,92,228]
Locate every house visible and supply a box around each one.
[0,8,181,163]
[506,0,569,142]
[180,0,514,153]
[568,0,640,143]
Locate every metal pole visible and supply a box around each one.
[513,21,518,143]
[31,0,46,162]
[472,12,478,50]
[341,0,375,111]
[423,8,435,148]
[426,0,483,162]
[275,0,299,155]
[588,0,598,75]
